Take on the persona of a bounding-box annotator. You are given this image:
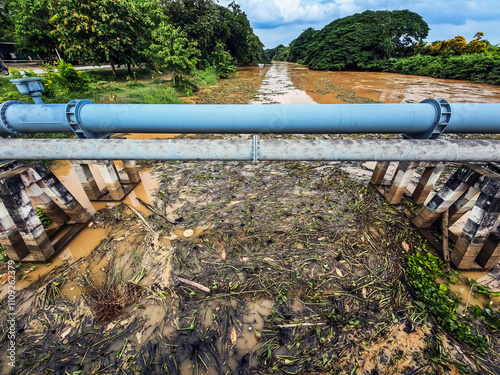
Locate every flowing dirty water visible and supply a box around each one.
[268,61,500,105]
[2,63,500,374]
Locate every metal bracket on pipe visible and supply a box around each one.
[404,99,451,139]
[64,99,110,139]
[10,78,44,104]
[252,135,260,164]
[0,101,28,137]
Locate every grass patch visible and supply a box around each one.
[82,67,153,82]
[123,85,184,104]
[195,68,219,87]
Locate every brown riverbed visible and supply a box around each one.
[190,61,500,105]
[1,62,500,375]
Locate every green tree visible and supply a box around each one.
[49,0,156,75]
[12,0,56,56]
[288,28,318,63]
[221,2,251,64]
[163,0,268,67]
[246,31,269,64]
[163,0,219,64]
[208,41,237,78]
[0,0,15,41]
[423,33,489,56]
[273,44,290,61]
[147,20,200,87]
[304,10,429,70]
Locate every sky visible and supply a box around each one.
[219,0,500,49]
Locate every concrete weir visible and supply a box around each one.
[372,160,500,270]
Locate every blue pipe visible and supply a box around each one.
[1,101,500,137]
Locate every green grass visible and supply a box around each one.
[123,85,183,104]
[82,67,153,82]
[195,68,219,87]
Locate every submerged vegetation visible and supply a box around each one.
[2,158,499,374]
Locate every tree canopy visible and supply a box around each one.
[288,28,318,64]
[286,10,429,70]
[13,0,56,55]
[48,0,155,73]
[0,0,14,41]
[4,0,268,77]
[147,20,200,86]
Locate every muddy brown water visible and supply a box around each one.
[246,61,500,105]
[2,61,500,374]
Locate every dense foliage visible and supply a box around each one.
[48,0,156,75]
[3,0,268,81]
[288,27,317,64]
[276,10,500,85]
[265,44,289,61]
[13,0,55,55]
[419,32,489,56]
[147,20,200,89]
[374,51,500,84]
[288,10,429,70]
[0,0,14,41]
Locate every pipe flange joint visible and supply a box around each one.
[0,100,28,137]
[65,99,109,139]
[405,98,451,139]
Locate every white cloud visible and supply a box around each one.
[427,19,500,45]
[231,0,359,25]
[221,0,500,48]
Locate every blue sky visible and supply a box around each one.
[219,0,500,48]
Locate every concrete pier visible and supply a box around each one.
[71,162,101,200]
[70,160,140,201]
[413,164,500,269]
[0,162,90,261]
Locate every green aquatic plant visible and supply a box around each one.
[406,248,489,354]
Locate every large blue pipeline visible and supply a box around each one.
[1,100,500,137]
[1,78,500,138]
